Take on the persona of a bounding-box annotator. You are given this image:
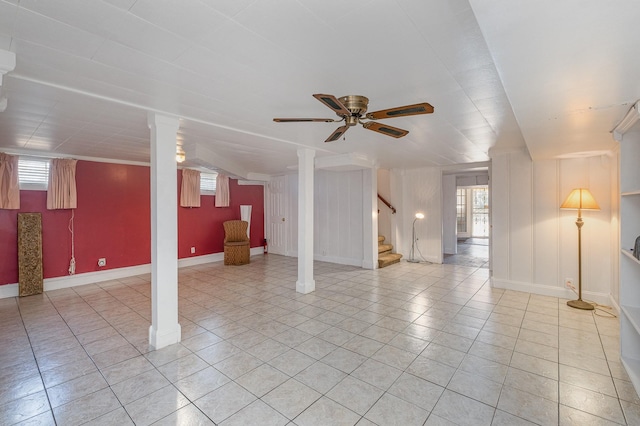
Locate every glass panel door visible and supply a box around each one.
[471,187,489,238]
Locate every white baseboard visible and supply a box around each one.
[178,253,224,268]
[491,277,611,305]
[0,248,266,299]
[0,284,18,299]
[313,254,363,268]
[46,264,152,292]
[422,255,441,264]
[362,259,376,270]
[250,247,264,257]
[609,295,621,315]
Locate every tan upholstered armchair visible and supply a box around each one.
[223,220,250,265]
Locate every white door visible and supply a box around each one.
[267,176,287,255]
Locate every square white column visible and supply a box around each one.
[296,148,315,294]
[362,166,378,269]
[148,112,181,350]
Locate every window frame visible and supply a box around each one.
[18,156,50,191]
[200,171,217,195]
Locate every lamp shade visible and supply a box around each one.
[560,188,600,211]
[415,212,425,219]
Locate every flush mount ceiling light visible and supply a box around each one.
[176,147,185,163]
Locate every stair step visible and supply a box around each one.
[378,244,393,254]
[378,253,402,268]
[378,235,385,244]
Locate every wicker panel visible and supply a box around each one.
[223,220,250,265]
[224,244,250,265]
[18,213,43,296]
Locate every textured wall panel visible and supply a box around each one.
[18,213,43,296]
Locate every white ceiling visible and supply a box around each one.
[0,0,635,176]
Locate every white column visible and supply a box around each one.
[148,112,181,350]
[0,49,16,112]
[362,167,378,269]
[442,174,457,254]
[297,148,315,294]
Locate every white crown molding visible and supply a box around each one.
[612,101,640,141]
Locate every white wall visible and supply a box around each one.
[281,169,376,268]
[377,168,392,242]
[442,174,457,254]
[286,173,298,256]
[491,149,617,304]
[314,169,364,266]
[396,167,443,263]
[610,148,620,306]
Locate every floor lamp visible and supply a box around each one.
[408,213,424,263]
[561,188,600,310]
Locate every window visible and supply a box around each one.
[200,172,217,195]
[18,157,50,190]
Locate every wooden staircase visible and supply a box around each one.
[378,235,402,268]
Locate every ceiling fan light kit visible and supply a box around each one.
[274,93,433,142]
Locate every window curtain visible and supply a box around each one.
[215,173,230,207]
[180,169,201,207]
[0,153,19,209]
[47,158,78,210]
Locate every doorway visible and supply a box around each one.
[446,184,489,268]
[456,186,489,238]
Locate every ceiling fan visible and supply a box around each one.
[274,94,434,142]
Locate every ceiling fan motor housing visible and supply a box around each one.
[339,95,369,117]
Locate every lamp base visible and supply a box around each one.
[567,299,594,310]
[406,259,420,263]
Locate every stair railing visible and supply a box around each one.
[377,193,396,214]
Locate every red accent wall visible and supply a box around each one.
[0,161,264,286]
[177,177,265,258]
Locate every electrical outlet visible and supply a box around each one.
[565,278,574,289]
[191,247,195,254]
[98,258,106,267]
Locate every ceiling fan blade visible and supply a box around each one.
[365,102,434,120]
[313,94,351,116]
[274,118,336,122]
[362,121,409,138]
[325,125,349,142]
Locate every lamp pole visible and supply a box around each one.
[561,188,598,311]
[568,209,592,310]
[408,213,424,263]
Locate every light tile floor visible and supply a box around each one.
[0,255,637,425]
[443,238,489,268]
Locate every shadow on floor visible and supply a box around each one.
[443,238,489,268]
